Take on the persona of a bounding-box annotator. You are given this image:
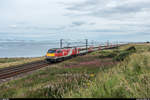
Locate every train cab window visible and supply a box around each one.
[57,50,62,53]
[48,50,56,53]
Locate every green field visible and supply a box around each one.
[0,43,150,98]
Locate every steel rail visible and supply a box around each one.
[0,61,47,73]
[0,60,45,72]
[0,62,49,79]
[0,61,48,76]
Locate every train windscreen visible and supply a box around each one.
[48,50,56,53]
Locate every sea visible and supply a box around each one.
[0,41,59,58]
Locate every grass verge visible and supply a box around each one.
[64,44,150,98]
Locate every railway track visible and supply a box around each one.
[0,60,50,80]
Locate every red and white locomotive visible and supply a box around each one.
[45,46,100,62]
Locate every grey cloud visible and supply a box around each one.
[88,29,124,33]
[72,21,86,26]
[1,0,150,42]
[64,0,150,18]
[89,22,96,25]
[9,25,66,30]
[70,21,95,27]
[69,21,86,27]
[134,32,150,36]
[66,0,107,11]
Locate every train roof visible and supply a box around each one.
[63,47,73,48]
[48,48,59,50]
[48,45,105,50]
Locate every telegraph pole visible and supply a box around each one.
[85,39,88,51]
[60,39,63,48]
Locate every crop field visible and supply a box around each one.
[0,43,150,98]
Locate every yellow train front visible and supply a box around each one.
[46,49,58,62]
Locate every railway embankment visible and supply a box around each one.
[0,57,45,69]
[0,43,150,98]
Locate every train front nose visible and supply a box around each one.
[45,49,58,62]
[46,49,56,58]
[46,53,56,62]
[46,53,56,59]
[46,53,55,57]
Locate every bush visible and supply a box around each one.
[113,46,136,61]
[113,51,130,61]
[126,46,136,52]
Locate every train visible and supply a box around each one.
[45,45,101,62]
[45,44,119,63]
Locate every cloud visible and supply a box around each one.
[61,0,150,37]
[71,21,86,27]
[64,0,150,19]
[0,0,150,42]
[89,22,96,25]
[88,29,124,33]
[9,25,17,28]
[8,24,66,31]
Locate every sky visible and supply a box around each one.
[0,0,150,43]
